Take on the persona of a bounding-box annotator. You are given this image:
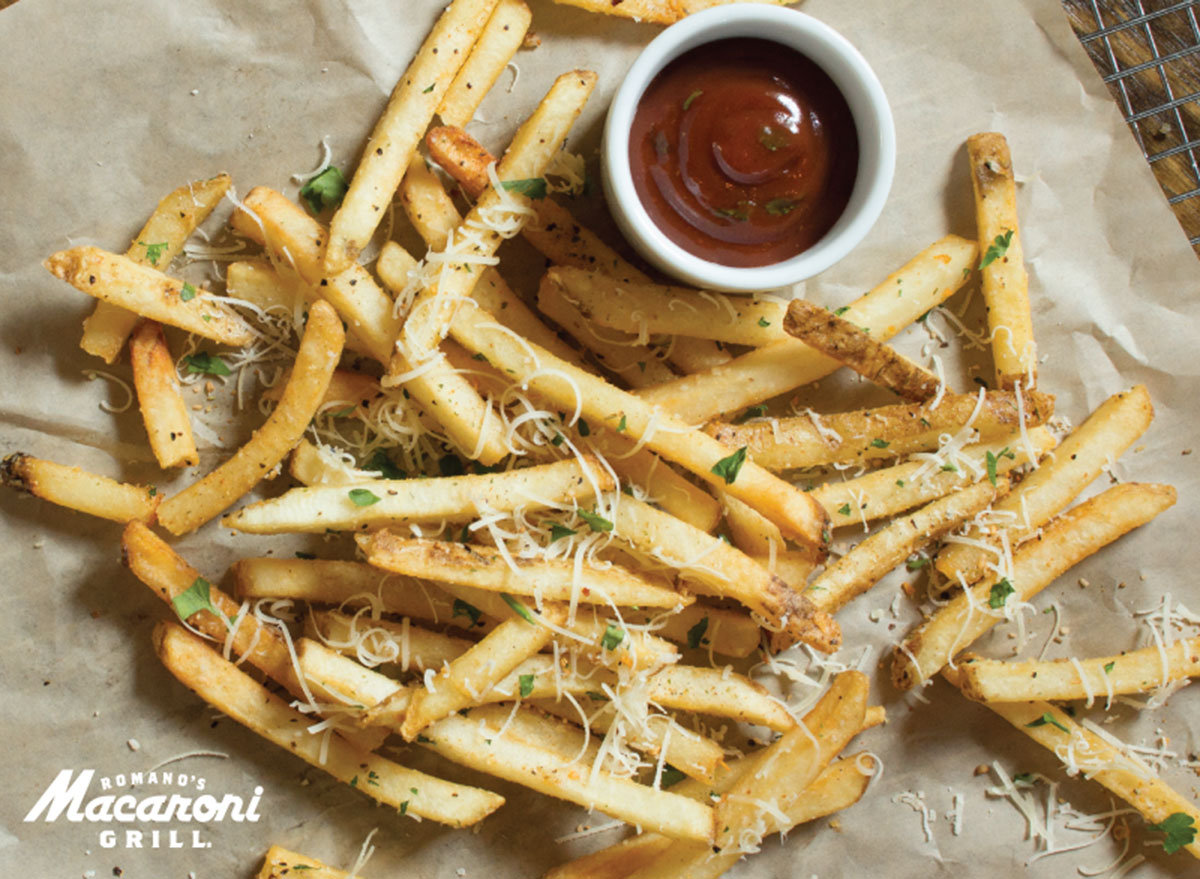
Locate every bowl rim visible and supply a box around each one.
[602,5,896,293]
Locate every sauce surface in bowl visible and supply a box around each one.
[629,38,859,269]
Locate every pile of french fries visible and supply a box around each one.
[10,0,1199,873]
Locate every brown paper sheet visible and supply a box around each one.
[1,0,1199,876]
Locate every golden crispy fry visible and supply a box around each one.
[437,0,531,127]
[719,489,784,558]
[958,636,1200,704]
[296,637,407,707]
[82,173,231,363]
[258,846,353,879]
[448,300,832,554]
[323,0,500,272]
[706,390,1054,473]
[943,666,1200,859]
[223,453,612,534]
[359,530,690,608]
[552,0,793,25]
[156,299,343,534]
[893,483,1177,690]
[811,428,1054,527]
[784,298,943,401]
[2,453,159,523]
[635,235,978,422]
[968,132,1035,390]
[47,246,254,346]
[808,478,1006,616]
[154,621,504,826]
[645,664,796,731]
[129,320,198,468]
[306,609,473,673]
[936,385,1153,584]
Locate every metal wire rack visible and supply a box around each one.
[1064,0,1200,256]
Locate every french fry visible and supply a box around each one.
[447,300,833,554]
[645,664,796,731]
[719,489,784,558]
[359,530,690,608]
[807,477,1006,616]
[893,482,1177,690]
[943,666,1200,860]
[936,385,1153,584]
[223,453,612,534]
[258,846,354,879]
[46,246,254,346]
[543,266,788,347]
[154,621,504,827]
[437,0,531,128]
[323,0,499,273]
[230,187,399,363]
[128,320,198,468]
[2,454,159,523]
[968,132,1035,390]
[81,173,231,363]
[418,703,715,841]
[156,299,344,534]
[599,603,761,658]
[784,298,943,401]
[958,636,1200,704]
[296,637,406,708]
[290,440,378,486]
[552,0,793,25]
[636,235,978,422]
[307,609,473,673]
[613,498,838,652]
[811,428,1055,526]
[706,390,1054,473]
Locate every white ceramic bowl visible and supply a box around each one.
[602,6,895,293]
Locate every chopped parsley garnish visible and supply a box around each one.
[140,241,169,265]
[347,488,381,507]
[501,592,536,624]
[715,206,749,222]
[905,556,930,571]
[171,577,224,622]
[870,438,890,449]
[452,599,482,625]
[182,351,231,376]
[735,404,767,424]
[577,509,613,533]
[757,317,771,327]
[180,282,197,302]
[148,486,157,497]
[422,82,435,93]
[833,306,850,316]
[368,449,405,480]
[518,673,535,698]
[299,166,348,214]
[837,503,852,516]
[764,198,798,216]
[988,578,1015,609]
[577,418,590,437]
[617,414,627,432]
[986,447,1016,486]
[979,229,1015,270]
[586,691,608,702]
[1025,712,1069,733]
[686,616,709,649]
[683,90,702,111]
[501,178,548,200]
[295,551,316,560]
[548,523,577,543]
[399,800,409,814]
[1012,772,1034,784]
[600,622,625,651]
[550,433,565,447]
[1149,812,1196,854]
[941,462,958,473]
[1103,661,1116,674]
[659,765,687,788]
[710,446,748,485]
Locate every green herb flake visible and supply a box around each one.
[1149,812,1196,854]
[586,690,608,702]
[988,578,1015,609]
[518,673,535,698]
[548,523,577,543]
[180,282,197,302]
[710,446,748,485]
[140,241,169,265]
[452,599,482,627]
[906,556,930,571]
[870,438,890,449]
[422,82,435,93]
[399,800,409,814]
[837,503,852,516]
[979,229,1015,270]
[833,306,850,316]
[1012,772,1034,784]
[683,90,702,111]
[148,486,157,498]
[295,551,316,560]
[368,449,406,480]
[764,198,798,216]
[299,166,348,214]
[941,462,958,473]
[686,616,709,649]
[550,433,565,447]
[367,770,380,787]
[660,765,687,788]
[735,404,768,424]
[577,509,613,533]
[715,206,749,222]
[172,577,220,622]
[577,418,590,437]
[501,592,536,624]
[182,351,231,377]
[501,178,549,200]
[600,622,625,651]
[895,479,905,487]
[1104,661,1116,674]
[416,734,434,744]
[757,317,771,327]
[348,488,381,507]
[1025,712,1069,734]
[350,775,359,788]
[617,414,627,432]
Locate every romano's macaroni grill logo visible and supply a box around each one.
[23,768,263,849]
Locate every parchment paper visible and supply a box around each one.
[2,1,1199,877]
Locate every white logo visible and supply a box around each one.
[24,769,263,850]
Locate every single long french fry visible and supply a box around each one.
[808,478,1006,616]
[958,636,1200,704]
[258,846,353,879]
[437,0,531,127]
[82,173,231,363]
[893,483,1177,690]
[223,453,612,534]
[968,132,1035,390]
[646,664,796,732]
[943,666,1200,859]
[784,298,943,401]
[359,530,689,608]
[157,299,343,534]
[636,235,978,422]
[324,0,499,272]
[2,454,159,523]
[129,320,198,468]
[936,385,1154,584]
[811,428,1054,527]
[154,620,504,827]
[296,637,406,708]
[719,489,784,558]
[47,247,254,346]
[707,390,1054,473]
[447,300,832,554]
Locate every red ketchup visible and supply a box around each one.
[629,38,859,268]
